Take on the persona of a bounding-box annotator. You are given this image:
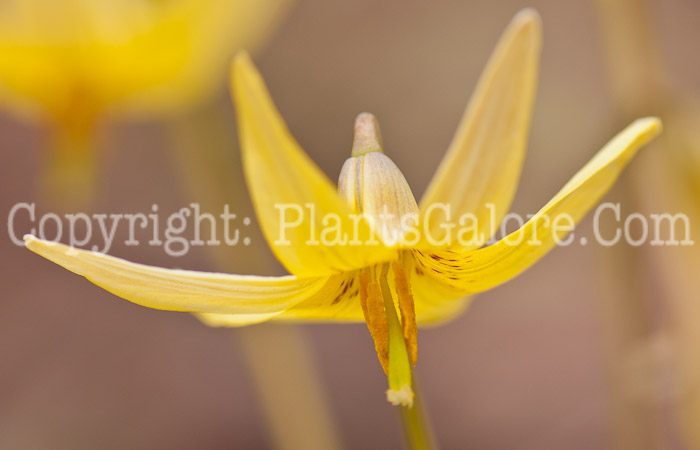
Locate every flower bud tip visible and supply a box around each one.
[351,113,384,156]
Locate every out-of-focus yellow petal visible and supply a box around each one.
[415,117,661,294]
[418,9,541,250]
[231,53,395,277]
[24,235,327,314]
[111,0,292,116]
[0,0,291,120]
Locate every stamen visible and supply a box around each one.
[393,260,418,366]
[359,268,389,374]
[360,264,416,407]
[359,269,370,323]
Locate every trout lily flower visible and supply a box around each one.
[25,9,661,407]
[0,0,288,200]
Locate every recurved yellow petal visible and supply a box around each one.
[231,53,394,277]
[405,254,472,326]
[416,117,661,294]
[24,235,326,314]
[198,273,363,324]
[194,311,285,327]
[419,9,541,250]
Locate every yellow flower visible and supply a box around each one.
[24,9,661,406]
[0,0,289,200]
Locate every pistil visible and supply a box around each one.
[380,264,415,407]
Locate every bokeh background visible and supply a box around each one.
[2,0,699,449]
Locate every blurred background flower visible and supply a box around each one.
[0,0,289,205]
[2,0,699,449]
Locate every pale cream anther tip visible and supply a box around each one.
[386,385,415,408]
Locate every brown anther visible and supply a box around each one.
[359,268,389,373]
[393,260,418,365]
[359,269,371,323]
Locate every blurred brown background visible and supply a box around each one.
[2,0,699,449]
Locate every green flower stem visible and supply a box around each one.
[398,380,438,450]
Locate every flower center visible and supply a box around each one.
[339,113,419,407]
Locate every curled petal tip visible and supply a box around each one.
[23,234,36,246]
[511,8,542,47]
[638,116,663,133]
[513,8,542,28]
